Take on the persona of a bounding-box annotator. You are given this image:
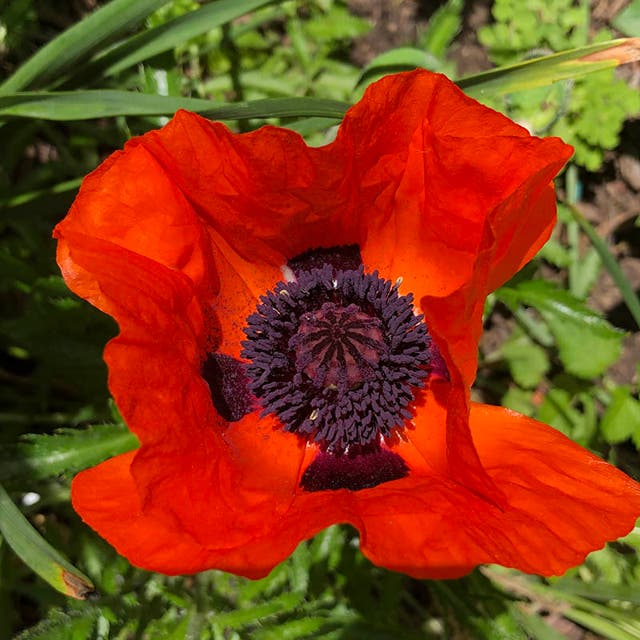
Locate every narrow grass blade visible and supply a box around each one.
[84,0,274,80]
[0,91,350,121]
[553,578,640,605]
[0,178,83,209]
[563,609,640,640]
[513,608,570,640]
[566,203,640,331]
[457,38,640,98]
[0,483,95,599]
[0,0,169,94]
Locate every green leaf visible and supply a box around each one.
[0,177,83,209]
[498,280,624,379]
[492,573,640,640]
[0,424,138,483]
[549,69,640,171]
[537,379,598,445]
[513,608,570,640]
[568,247,601,300]
[357,47,444,88]
[478,0,589,66]
[500,576,640,640]
[0,0,170,94]
[431,574,530,640]
[501,329,550,389]
[285,116,341,139]
[253,617,331,640]
[613,0,640,37]
[0,483,95,599]
[458,38,640,99]
[0,91,349,121]
[82,0,274,80]
[303,5,371,43]
[601,387,640,445]
[289,543,311,594]
[538,238,571,268]
[501,387,535,416]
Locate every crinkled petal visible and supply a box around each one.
[135,411,308,548]
[72,452,317,578]
[337,71,572,496]
[358,404,640,578]
[72,403,640,578]
[344,72,571,384]
[60,70,633,584]
[56,232,214,446]
[72,448,362,578]
[55,143,215,308]
[137,111,356,263]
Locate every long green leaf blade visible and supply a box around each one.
[0,0,170,94]
[457,38,640,98]
[0,483,95,599]
[86,0,275,79]
[0,91,350,121]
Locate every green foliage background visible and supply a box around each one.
[1,0,640,638]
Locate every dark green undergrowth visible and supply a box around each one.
[2,0,640,638]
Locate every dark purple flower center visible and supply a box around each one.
[292,303,386,389]
[203,245,444,492]
[241,255,432,453]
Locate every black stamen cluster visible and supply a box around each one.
[241,265,431,451]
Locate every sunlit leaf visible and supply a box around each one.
[458,38,640,98]
[0,483,95,599]
[601,387,640,444]
[537,379,598,445]
[554,577,640,605]
[501,329,550,389]
[613,1,640,37]
[421,0,464,58]
[209,593,303,629]
[497,280,624,379]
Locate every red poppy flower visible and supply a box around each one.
[54,70,640,580]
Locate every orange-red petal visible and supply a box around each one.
[72,403,640,578]
[58,70,636,583]
[359,404,640,578]
[336,72,572,497]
